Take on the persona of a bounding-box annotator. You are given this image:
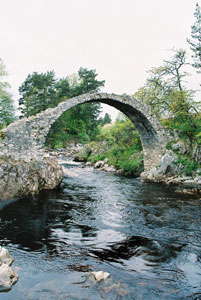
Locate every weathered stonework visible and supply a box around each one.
[0,93,170,171]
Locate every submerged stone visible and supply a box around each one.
[91,271,110,281]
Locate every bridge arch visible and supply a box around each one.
[0,93,168,171]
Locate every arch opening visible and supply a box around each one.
[1,93,167,171]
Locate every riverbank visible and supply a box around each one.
[47,146,201,197]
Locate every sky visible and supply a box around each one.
[0,0,200,120]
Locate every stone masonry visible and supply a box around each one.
[0,93,170,171]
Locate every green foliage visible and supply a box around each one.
[135,49,200,150]
[87,118,144,176]
[46,68,104,147]
[70,67,105,95]
[18,67,105,147]
[134,49,195,119]
[53,141,64,149]
[183,160,198,176]
[176,155,198,176]
[117,153,144,176]
[19,71,58,117]
[194,113,201,146]
[167,137,200,176]
[0,130,5,139]
[0,58,16,129]
[134,48,200,174]
[187,3,201,72]
[98,112,112,126]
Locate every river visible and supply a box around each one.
[0,160,201,299]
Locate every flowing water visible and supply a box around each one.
[0,161,201,300]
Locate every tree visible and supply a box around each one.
[70,67,105,96]
[0,58,15,128]
[134,49,197,118]
[18,71,58,117]
[98,113,112,126]
[47,68,104,146]
[134,50,200,147]
[18,67,105,146]
[187,3,201,73]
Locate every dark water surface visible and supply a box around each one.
[0,161,201,299]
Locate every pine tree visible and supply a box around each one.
[187,3,201,73]
[0,58,15,128]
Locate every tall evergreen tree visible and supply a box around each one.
[0,58,15,128]
[18,67,105,147]
[18,71,57,117]
[187,3,201,73]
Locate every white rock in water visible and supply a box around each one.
[91,271,110,281]
[0,263,19,291]
[94,160,105,168]
[0,246,14,266]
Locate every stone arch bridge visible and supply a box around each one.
[0,93,169,171]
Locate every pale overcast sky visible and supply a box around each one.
[0,0,200,119]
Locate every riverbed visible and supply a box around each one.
[0,161,201,299]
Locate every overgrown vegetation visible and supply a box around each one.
[133,47,201,176]
[87,115,144,176]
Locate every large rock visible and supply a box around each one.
[73,145,91,162]
[0,247,18,292]
[0,156,63,201]
[94,160,105,168]
[193,143,201,164]
[0,246,14,266]
[0,263,18,292]
[141,150,179,182]
[157,150,178,175]
[172,141,190,154]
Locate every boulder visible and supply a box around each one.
[0,247,18,292]
[141,150,179,182]
[157,150,178,175]
[0,263,18,292]
[73,146,91,162]
[0,246,14,266]
[94,160,105,168]
[0,156,63,201]
[102,165,116,172]
[172,141,189,154]
[38,157,64,190]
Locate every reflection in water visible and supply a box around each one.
[0,162,201,299]
[91,235,184,264]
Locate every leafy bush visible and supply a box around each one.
[87,117,144,176]
[118,153,143,176]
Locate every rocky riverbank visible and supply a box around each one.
[141,150,201,196]
[0,156,63,201]
[47,146,201,196]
